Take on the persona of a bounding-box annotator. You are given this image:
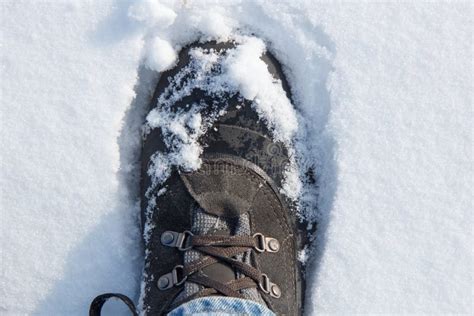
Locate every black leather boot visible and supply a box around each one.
[90,40,305,316]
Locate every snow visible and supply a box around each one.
[1,0,472,315]
[145,37,177,72]
[128,0,177,28]
[223,37,299,144]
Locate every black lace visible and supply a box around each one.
[89,293,137,316]
[169,234,264,308]
[89,233,279,315]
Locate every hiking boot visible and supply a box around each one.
[90,40,304,315]
[140,40,304,315]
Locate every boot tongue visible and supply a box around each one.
[176,206,266,307]
[183,207,239,295]
[200,228,236,284]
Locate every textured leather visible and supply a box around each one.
[140,41,304,315]
[180,155,276,218]
[182,156,301,315]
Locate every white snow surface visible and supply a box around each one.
[1,1,472,315]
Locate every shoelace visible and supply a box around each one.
[89,293,137,316]
[177,235,259,301]
[89,232,280,315]
[159,231,280,310]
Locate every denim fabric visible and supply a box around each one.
[167,297,276,316]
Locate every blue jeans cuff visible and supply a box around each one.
[167,296,276,316]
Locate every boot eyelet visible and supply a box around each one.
[172,265,187,286]
[259,274,281,298]
[253,233,280,253]
[177,231,194,251]
[253,233,266,253]
[160,231,194,251]
[259,273,271,293]
[157,265,187,290]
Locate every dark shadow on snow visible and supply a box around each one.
[34,60,158,315]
